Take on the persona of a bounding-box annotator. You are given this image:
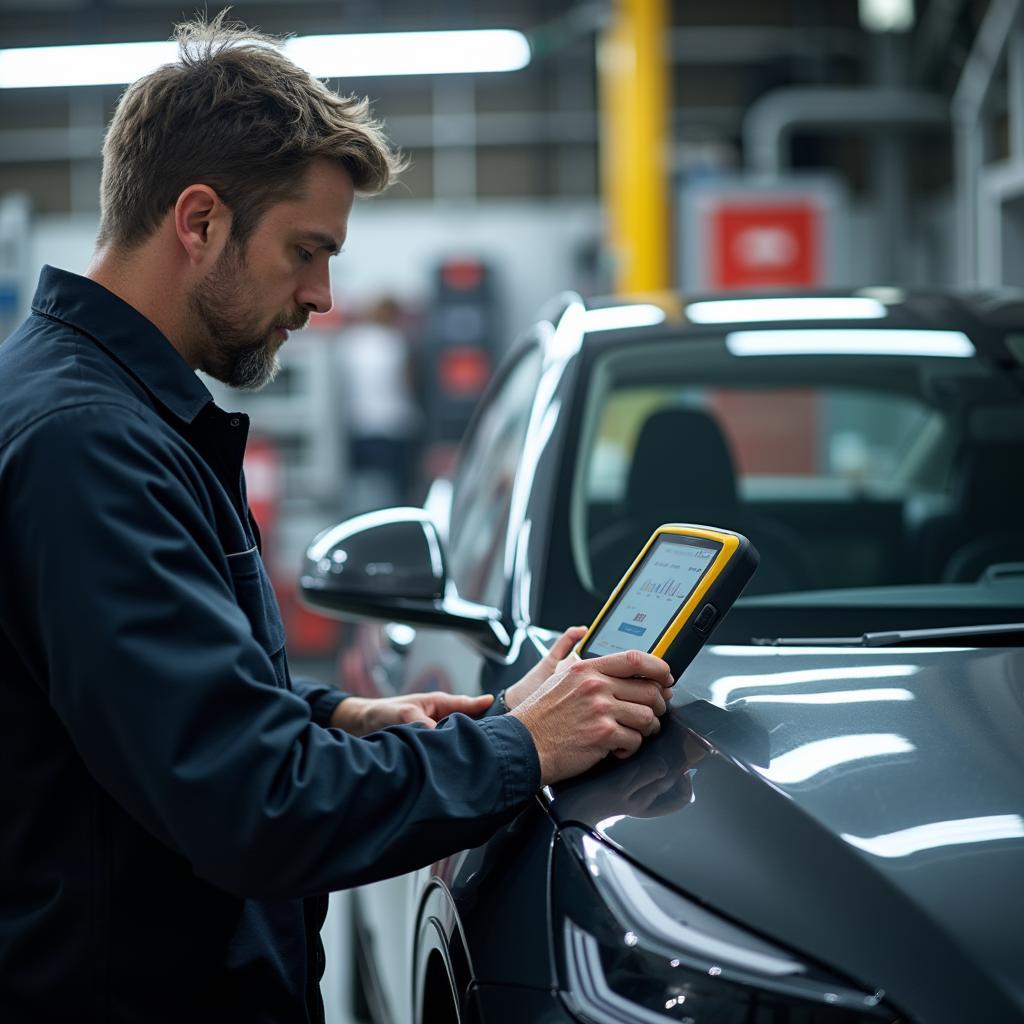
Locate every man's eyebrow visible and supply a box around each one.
[302,232,343,255]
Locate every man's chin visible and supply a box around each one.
[219,343,280,391]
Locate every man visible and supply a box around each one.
[0,15,673,1022]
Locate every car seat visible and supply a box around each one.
[587,408,813,596]
[938,443,1024,582]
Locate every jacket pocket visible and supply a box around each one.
[225,547,288,683]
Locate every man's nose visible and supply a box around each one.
[297,264,333,315]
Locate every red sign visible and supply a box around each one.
[711,202,820,290]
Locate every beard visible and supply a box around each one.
[188,240,307,391]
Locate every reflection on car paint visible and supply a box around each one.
[842,814,1024,858]
[735,687,915,704]
[710,663,920,704]
[759,733,915,785]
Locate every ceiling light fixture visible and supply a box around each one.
[0,30,531,89]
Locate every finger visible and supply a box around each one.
[424,693,494,717]
[610,700,661,737]
[609,678,667,717]
[588,650,673,686]
[549,625,588,660]
[609,726,644,758]
[397,704,438,728]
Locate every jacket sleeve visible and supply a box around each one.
[1,403,540,899]
[290,675,349,727]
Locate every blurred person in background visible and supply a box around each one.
[340,295,421,511]
[0,12,673,1023]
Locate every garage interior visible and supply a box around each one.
[3,2,1023,1021]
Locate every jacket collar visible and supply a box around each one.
[31,264,213,425]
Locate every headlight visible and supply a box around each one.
[554,830,900,1023]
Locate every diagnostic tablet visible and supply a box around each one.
[577,524,758,678]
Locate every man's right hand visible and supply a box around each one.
[510,650,674,785]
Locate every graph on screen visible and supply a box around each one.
[585,538,718,656]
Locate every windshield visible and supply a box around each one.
[560,330,1024,641]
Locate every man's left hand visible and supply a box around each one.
[329,692,495,736]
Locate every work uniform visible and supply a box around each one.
[0,266,540,1022]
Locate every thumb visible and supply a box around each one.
[432,693,495,718]
[400,703,439,728]
[548,625,587,662]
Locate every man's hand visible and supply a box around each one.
[330,692,495,737]
[510,650,674,785]
[502,626,588,710]
[503,626,674,712]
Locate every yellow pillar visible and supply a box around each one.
[598,0,671,295]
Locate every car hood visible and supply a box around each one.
[547,643,1024,1021]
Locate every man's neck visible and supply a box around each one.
[86,244,197,368]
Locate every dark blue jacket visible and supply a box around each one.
[0,267,540,1022]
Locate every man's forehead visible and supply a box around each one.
[272,161,353,247]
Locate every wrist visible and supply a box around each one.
[501,679,529,710]
[329,696,368,734]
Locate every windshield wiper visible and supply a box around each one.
[753,621,1024,648]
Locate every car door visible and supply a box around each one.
[348,340,545,1024]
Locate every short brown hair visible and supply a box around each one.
[98,10,405,250]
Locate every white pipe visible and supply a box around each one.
[743,86,947,178]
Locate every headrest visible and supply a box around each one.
[954,443,1024,525]
[625,407,738,516]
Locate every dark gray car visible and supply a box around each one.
[302,290,1024,1024]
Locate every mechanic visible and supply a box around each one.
[0,14,673,1023]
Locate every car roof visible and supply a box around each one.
[538,286,1024,364]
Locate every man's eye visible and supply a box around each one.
[298,248,313,263]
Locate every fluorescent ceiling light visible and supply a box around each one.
[843,814,1024,858]
[859,0,914,33]
[0,41,177,88]
[0,30,531,89]
[726,329,976,358]
[687,297,886,324]
[582,304,666,333]
[763,733,914,785]
[287,31,530,78]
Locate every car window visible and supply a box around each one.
[587,386,938,502]
[559,332,1024,637]
[447,345,544,608]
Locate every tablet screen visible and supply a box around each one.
[581,533,722,658]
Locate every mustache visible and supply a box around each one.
[274,311,309,332]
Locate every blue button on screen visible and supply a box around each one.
[618,623,647,637]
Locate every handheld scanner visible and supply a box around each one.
[577,524,759,679]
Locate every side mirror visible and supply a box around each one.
[299,507,510,651]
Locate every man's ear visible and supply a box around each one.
[173,184,231,266]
